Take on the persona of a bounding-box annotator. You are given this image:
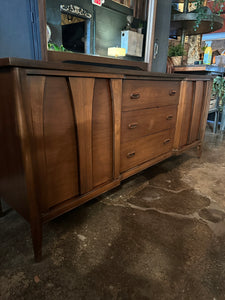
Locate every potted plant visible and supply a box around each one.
[168,43,186,66]
[137,21,144,34]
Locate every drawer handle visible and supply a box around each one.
[166,115,173,120]
[169,90,176,96]
[163,139,171,145]
[130,93,140,100]
[128,122,138,129]
[127,151,136,158]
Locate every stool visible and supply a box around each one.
[208,107,219,133]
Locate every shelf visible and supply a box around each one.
[170,7,224,35]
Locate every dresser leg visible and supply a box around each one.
[31,221,42,262]
[0,199,3,217]
[197,144,202,158]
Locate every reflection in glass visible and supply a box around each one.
[46,0,149,62]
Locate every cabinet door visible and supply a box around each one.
[174,80,212,151]
[25,75,80,211]
[24,74,121,211]
[69,78,120,193]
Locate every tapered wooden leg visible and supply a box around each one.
[31,221,42,262]
[0,198,3,217]
[197,144,202,158]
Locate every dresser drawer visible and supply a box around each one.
[120,128,175,173]
[122,80,180,111]
[121,105,177,143]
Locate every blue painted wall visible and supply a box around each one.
[0,0,41,59]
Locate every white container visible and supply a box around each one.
[215,55,225,67]
[121,30,143,57]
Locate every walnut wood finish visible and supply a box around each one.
[110,79,123,180]
[120,128,175,173]
[92,79,113,187]
[121,105,177,143]
[0,59,212,261]
[122,80,180,111]
[48,51,148,71]
[0,69,29,221]
[30,76,80,209]
[69,77,95,194]
[173,80,211,154]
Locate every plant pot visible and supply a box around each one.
[171,56,182,66]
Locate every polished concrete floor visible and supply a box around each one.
[1,127,225,300]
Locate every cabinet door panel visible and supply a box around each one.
[175,80,206,149]
[179,81,194,147]
[189,81,204,143]
[69,77,115,191]
[27,76,79,210]
[92,79,113,187]
[69,77,94,194]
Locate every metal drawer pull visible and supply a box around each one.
[166,115,173,120]
[128,122,138,129]
[130,93,140,100]
[169,90,176,96]
[127,151,136,158]
[163,139,171,145]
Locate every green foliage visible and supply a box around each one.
[201,45,207,52]
[48,43,67,52]
[168,44,186,57]
[212,76,225,107]
[138,21,144,28]
[194,0,224,31]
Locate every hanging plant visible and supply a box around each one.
[194,0,224,31]
[212,76,225,107]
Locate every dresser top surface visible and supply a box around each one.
[0,57,212,81]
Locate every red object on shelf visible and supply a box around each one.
[92,0,104,6]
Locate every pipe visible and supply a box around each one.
[183,0,189,13]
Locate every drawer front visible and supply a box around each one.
[120,128,175,173]
[121,105,177,143]
[122,80,180,111]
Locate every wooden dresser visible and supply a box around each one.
[0,58,212,261]
[121,80,179,177]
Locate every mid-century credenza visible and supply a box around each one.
[0,58,212,261]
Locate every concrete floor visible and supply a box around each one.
[1,127,225,300]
